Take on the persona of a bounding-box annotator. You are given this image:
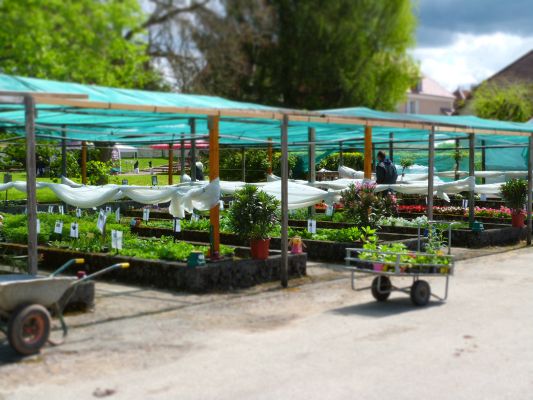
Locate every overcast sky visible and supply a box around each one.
[413,0,533,91]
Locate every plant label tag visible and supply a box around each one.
[76,208,82,218]
[151,175,158,186]
[105,206,112,216]
[143,208,150,221]
[24,207,27,215]
[425,197,428,205]
[111,230,123,250]
[307,219,317,234]
[191,213,199,222]
[54,220,63,234]
[289,209,295,216]
[58,205,64,215]
[462,199,468,208]
[36,219,40,234]
[97,210,107,234]
[480,194,487,201]
[48,205,54,213]
[115,207,120,223]
[70,222,79,238]
[173,218,181,233]
[122,179,128,185]
[219,200,224,210]
[325,205,334,216]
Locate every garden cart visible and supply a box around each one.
[345,248,454,306]
[0,259,129,355]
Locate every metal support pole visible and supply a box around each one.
[388,132,394,162]
[81,141,87,185]
[372,143,376,171]
[481,139,486,184]
[280,115,289,288]
[180,139,186,181]
[427,127,435,221]
[468,133,475,226]
[61,127,67,177]
[168,144,174,185]
[527,134,533,245]
[208,116,220,257]
[364,126,372,179]
[308,127,316,217]
[241,147,246,182]
[24,95,38,275]
[454,138,460,181]
[189,118,196,181]
[267,138,273,175]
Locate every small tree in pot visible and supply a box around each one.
[500,178,528,227]
[227,185,280,259]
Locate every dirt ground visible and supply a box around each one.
[1,245,532,400]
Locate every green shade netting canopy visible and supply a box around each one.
[0,74,531,160]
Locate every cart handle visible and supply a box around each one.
[73,262,130,285]
[50,258,86,277]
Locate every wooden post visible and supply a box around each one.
[61,127,67,177]
[168,144,174,185]
[389,132,394,162]
[427,127,435,221]
[468,133,475,226]
[481,139,486,184]
[24,95,38,275]
[180,139,186,181]
[364,125,372,179]
[81,140,87,185]
[241,147,246,182]
[267,138,273,175]
[209,116,220,257]
[189,118,197,181]
[280,114,289,288]
[308,127,316,217]
[527,134,533,245]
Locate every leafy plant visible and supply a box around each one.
[86,161,113,185]
[227,185,280,241]
[318,152,364,171]
[399,156,414,177]
[500,178,528,213]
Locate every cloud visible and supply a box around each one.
[412,33,533,90]
[416,0,533,46]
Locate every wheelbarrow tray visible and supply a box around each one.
[0,275,76,313]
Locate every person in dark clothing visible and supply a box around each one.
[375,151,398,184]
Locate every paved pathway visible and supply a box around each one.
[1,247,532,399]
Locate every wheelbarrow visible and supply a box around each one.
[0,259,130,355]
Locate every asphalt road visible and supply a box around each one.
[1,247,532,400]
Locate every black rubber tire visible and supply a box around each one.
[7,304,51,356]
[371,276,392,302]
[410,280,431,306]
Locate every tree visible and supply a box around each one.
[473,82,533,122]
[0,0,164,89]
[187,0,418,110]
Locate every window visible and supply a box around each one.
[407,100,418,114]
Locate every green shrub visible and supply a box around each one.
[318,152,364,171]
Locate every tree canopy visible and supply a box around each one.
[0,0,164,89]
[473,82,533,122]
[146,0,419,110]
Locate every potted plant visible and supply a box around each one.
[399,156,414,179]
[499,178,528,227]
[227,185,280,259]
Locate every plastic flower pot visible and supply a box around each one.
[250,238,270,260]
[373,263,384,272]
[511,212,525,228]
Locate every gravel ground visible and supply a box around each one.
[0,246,532,400]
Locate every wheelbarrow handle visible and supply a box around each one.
[73,263,130,285]
[50,258,85,277]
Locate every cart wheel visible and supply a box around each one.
[7,304,51,356]
[371,276,392,302]
[410,280,431,306]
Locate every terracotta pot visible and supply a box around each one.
[511,212,525,228]
[250,238,270,260]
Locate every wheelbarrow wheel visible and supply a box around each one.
[371,276,391,302]
[410,280,431,306]
[7,304,51,356]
